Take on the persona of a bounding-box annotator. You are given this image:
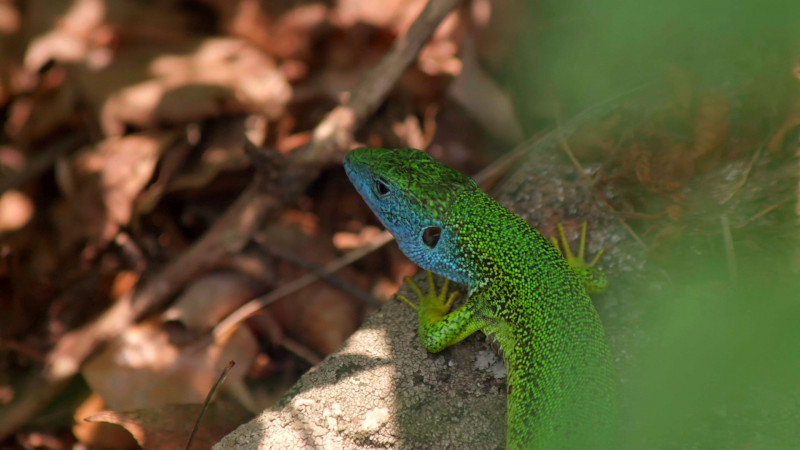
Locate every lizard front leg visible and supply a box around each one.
[399,272,487,353]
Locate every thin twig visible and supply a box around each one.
[186,360,235,450]
[554,112,648,251]
[555,114,586,175]
[213,231,394,342]
[720,144,762,205]
[296,0,465,167]
[263,242,380,307]
[720,214,736,283]
[473,82,654,188]
[735,203,781,228]
[0,132,88,194]
[281,338,322,366]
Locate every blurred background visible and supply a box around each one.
[0,0,799,448]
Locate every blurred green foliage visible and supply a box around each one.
[505,0,800,126]
[623,233,800,448]
[503,1,800,447]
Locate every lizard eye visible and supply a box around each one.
[373,177,390,196]
[422,226,441,248]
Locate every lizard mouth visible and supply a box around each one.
[342,152,355,175]
[342,153,364,191]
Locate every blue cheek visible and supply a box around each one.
[394,231,469,285]
[397,238,433,270]
[389,220,418,246]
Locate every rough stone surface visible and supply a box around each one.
[214,284,508,449]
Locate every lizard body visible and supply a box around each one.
[344,147,614,449]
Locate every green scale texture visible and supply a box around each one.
[344,148,615,449]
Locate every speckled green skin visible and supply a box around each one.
[344,148,614,449]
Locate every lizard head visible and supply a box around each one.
[344,148,476,284]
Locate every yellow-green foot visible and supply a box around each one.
[550,221,608,294]
[397,271,479,353]
[398,271,460,318]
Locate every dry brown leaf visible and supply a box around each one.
[100,135,173,228]
[5,67,81,144]
[110,271,139,299]
[134,132,193,216]
[23,0,103,71]
[333,0,425,32]
[333,225,384,251]
[0,0,20,106]
[262,223,365,355]
[0,1,20,35]
[85,400,251,450]
[162,271,262,332]
[269,287,361,356]
[203,0,329,61]
[81,317,257,412]
[167,117,252,193]
[62,37,290,135]
[24,0,202,71]
[53,131,176,247]
[767,97,800,154]
[0,190,34,233]
[692,92,729,162]
[73,393,139,450]
[334,0,409,29]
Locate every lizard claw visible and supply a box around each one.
[551,221,608,294]
[397,271,459,316]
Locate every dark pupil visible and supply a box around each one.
[374,179,389,196]
[422,227,441,248]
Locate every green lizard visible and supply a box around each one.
[343,147,615,449]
